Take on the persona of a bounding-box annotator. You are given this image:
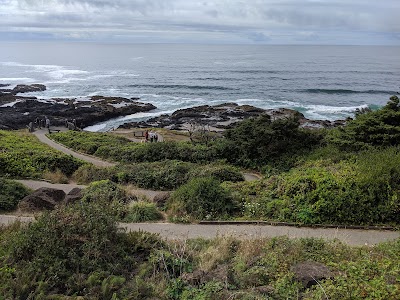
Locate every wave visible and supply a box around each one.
[301,89,397,95]
[128,84,236,91]
[0,77,35,83]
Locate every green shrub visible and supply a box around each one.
[168,177,236,220]
[233,146,400,225]
[328,96,400,150]
[124,202,163,222]
[0,179,30,211]
[81,180,131,220]
[0,130,84,178]
[223,114,323,167]
[189,164,244,183]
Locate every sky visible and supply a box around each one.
[0,0,399,45]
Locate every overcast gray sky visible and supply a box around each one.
[0,0,399,45]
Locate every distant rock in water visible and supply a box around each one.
[0,84,156,130]
[120,102,345,131]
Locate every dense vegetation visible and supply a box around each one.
[0,130,84,178]
[46,96,400,226]
[73,161,244,190]
[1,203,399,299]
[0,179,31,211]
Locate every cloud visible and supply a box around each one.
[0,0,399,44]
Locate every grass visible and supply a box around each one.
[0,130,84,178]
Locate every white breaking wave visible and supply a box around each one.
[0,77,35,83]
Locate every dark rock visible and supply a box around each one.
[181,265,230,286]
[65,188,83,204]
[121,103,346,131]
[291,261,333,288]
[18,187,66,212]
[12,84,46,94]
[0,90,156,130]
[153,192,171,208]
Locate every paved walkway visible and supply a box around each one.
[16,180,85,193]
[0,215,398,246]
[33,128,115,167]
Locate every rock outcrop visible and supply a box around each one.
[18,187,66,212]
[120,103,345,131]
[0,84,157,130]
[64,188,83,205]
[291,261,333,288]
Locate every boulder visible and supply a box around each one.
[12,84,46,94]
[291,261,333,288]
[153,191,171,208]
[18,187,66,212]
[65,188,83,204]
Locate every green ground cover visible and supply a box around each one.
[0,203,399,299]
[0,130,84,178]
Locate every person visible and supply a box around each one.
[45,117,50,129]
[35,117,41,129]
[145,130,149,142]
[154,132,158,142]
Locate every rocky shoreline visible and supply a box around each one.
[0,83,346,131]
[0,84,156,130]
[120,102,346,131]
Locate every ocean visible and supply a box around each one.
[0,42,399,131]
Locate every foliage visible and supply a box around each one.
[1,210,400,299]
[168,177,236,220]
[124,201,163,222]
[73,161,244,190]
[222,114,323,167]
[328,96,400,150]
[0,130,84,178]
[188,164,244,183]
[51,131,220,164]
[231,146,400,225]
[0,179,31,211]
[81,180,133,220]
[1,202,164,298]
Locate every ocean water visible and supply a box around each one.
[0,42,399,131]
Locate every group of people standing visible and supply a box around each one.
[27,116,50,132]
[144,130,159,142]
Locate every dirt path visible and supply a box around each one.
[0,215,398,246]
[32,128,115,167]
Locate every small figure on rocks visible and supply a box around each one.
[45,116,50,129]
[145,130,149,142]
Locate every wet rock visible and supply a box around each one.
[0,91,156,130]
[11,84,46,94]
[64,188,83,204]
[291,261,333,288]
[18,187,66,212]
[121,102,345,131]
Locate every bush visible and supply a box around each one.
[223,114,323,167]
[124,202,163,222]
[4,202,164,298]
[0,179,30,211]
[81,180,132,220]
[328,96,400,150]
[189,164,244,183]
[168,177,236,220]
[233,146,400,225]
[0,130,84,178]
